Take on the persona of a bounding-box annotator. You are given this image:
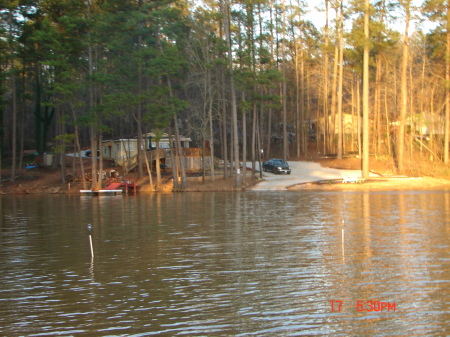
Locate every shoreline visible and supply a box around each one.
[286,176,450,191]
[1,177,449,195]
[2,157,450,194]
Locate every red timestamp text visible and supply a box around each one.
[330,300,396,312]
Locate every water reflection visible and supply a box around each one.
[1,190,450,336]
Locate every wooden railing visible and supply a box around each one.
[123,154,138,173]
[148,147,209,157]
[117,148,210,171]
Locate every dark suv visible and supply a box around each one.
[262,159,291,174]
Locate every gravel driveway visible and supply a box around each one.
[250,161,368,190]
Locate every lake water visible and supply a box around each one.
[1,190,450,336]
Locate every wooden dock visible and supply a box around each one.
[80,189,123,196]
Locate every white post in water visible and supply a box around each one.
[341,219,345,258]
[87,224,94,257]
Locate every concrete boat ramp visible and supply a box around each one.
[250,161,379,191]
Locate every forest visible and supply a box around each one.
[1,0,450,190]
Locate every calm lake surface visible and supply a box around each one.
[1,190,450,336]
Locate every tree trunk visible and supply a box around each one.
[351,81,355,152]
[385,83,391,155]
[337,1,344,159]
[331,5,339,155]
[87,0,99,190]
[223,0,241,188]
[358,79,362,159]
[202,138,206,184]
[282,0,288,161]
[362,0,370,178]
[257,116,263,179]
[0,67,3,189]
[208,72,215,182]
[375,56,382,154]
[222,110,228,179]
[173,115,187,189]
[300,46,306,155]
[70,105,87,190]
[155,140,161,188]
[398,1,410,173]
[242,94,247,184]
[266,0,275,159]
[294,27,301,158]
[430,84,436,159]
[97,134,103,189]
[266,90,273,158]
[58,106,66,184]
[142,143,153,189]
[323,0,330,156]
[137,49,144,177]
[252,101,257,178]
[9,10,17,182]
[19,74,25,170]
[445,0,450,163]
[168,126,179,190]
[35,63,42,155]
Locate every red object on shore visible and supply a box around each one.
[123,177,140,193]
[104,182,122,190]
[104,177,140,193]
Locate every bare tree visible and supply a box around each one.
[223,0,241,188]
[362,0,370,178]
[397,0,411,173]
[445,0,450,163]
[337,0,344,159]
[8,9,17,182]
[282,0,288,161]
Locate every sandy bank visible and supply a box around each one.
[288,176,450,191]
